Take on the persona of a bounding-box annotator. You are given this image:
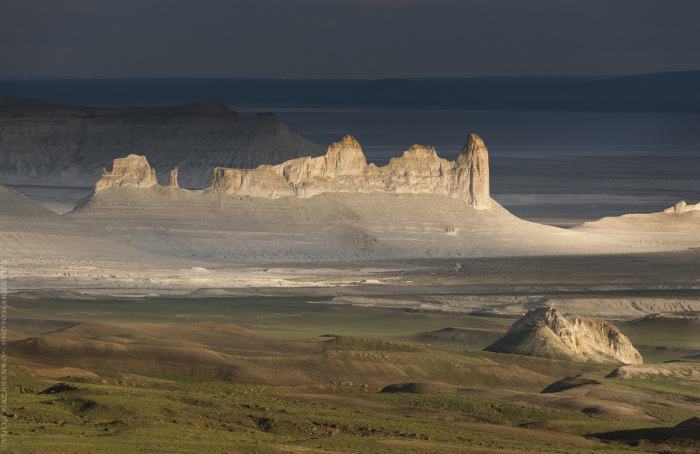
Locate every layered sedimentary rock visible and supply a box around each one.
[485,307,643,364]
[0,183,143,258]
[79,137,700,262]
[0,97,324,188]
[211,134,490,209]
[94,155,158,191]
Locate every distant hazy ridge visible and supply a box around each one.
[0,97,324,188]
[1,71,699,112]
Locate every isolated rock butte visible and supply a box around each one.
[485,307,643,364]
[94,135,491,209]
[94,155,160,191]
[210,134,490,209]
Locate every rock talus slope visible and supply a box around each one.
[76,134,700,261]
[485,307,643,364]
[0,183,144,259]
[77,134,600,260]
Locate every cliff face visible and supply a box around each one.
[0,97,324,188]
[94,155,159,191]
[485,307,643,364]
[211,134,491,209]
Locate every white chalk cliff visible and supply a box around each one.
[95,134,491,210]
[211,134,490,209]
[485,307,643,365]
[94,155,159,191]
[81,135,700,262]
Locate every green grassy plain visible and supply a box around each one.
[10,295,515,345]
[6,296,700,453]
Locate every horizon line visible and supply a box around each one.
[1,69,699,82]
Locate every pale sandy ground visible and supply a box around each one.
[2,182,699,318]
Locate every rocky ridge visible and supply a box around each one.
[664,201,700,214]
[485,307,643,364]
[0,97,324,188]
[95,134,491,210]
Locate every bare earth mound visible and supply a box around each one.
[485,307,643,364]
[606,361,700,380]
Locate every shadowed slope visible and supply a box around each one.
[0,183,143,259]
[0,97,324,188]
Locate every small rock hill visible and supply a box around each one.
[485,307,643,364]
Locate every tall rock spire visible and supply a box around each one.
[463,134,490,210]
[169,167,179,188]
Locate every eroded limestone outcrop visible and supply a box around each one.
[169,167,179,188]
[92,135,491,209]
[94,155,158,191]
[664,201,700,214]
[211,134,491,209]
[485,307,643,364]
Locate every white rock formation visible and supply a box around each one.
[664,200,700,214]
[459,134,490,209]
[211,134,491,210]
[94,155,158,191]
[81,138,700,262]
[485,307,643,364]
[169,167,179,188]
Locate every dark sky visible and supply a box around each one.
[3,0,700,79]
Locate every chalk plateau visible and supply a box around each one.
[485,307,643,364]
[3,130,700,280]
[69,134,700,261]
[95,134,491,210]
